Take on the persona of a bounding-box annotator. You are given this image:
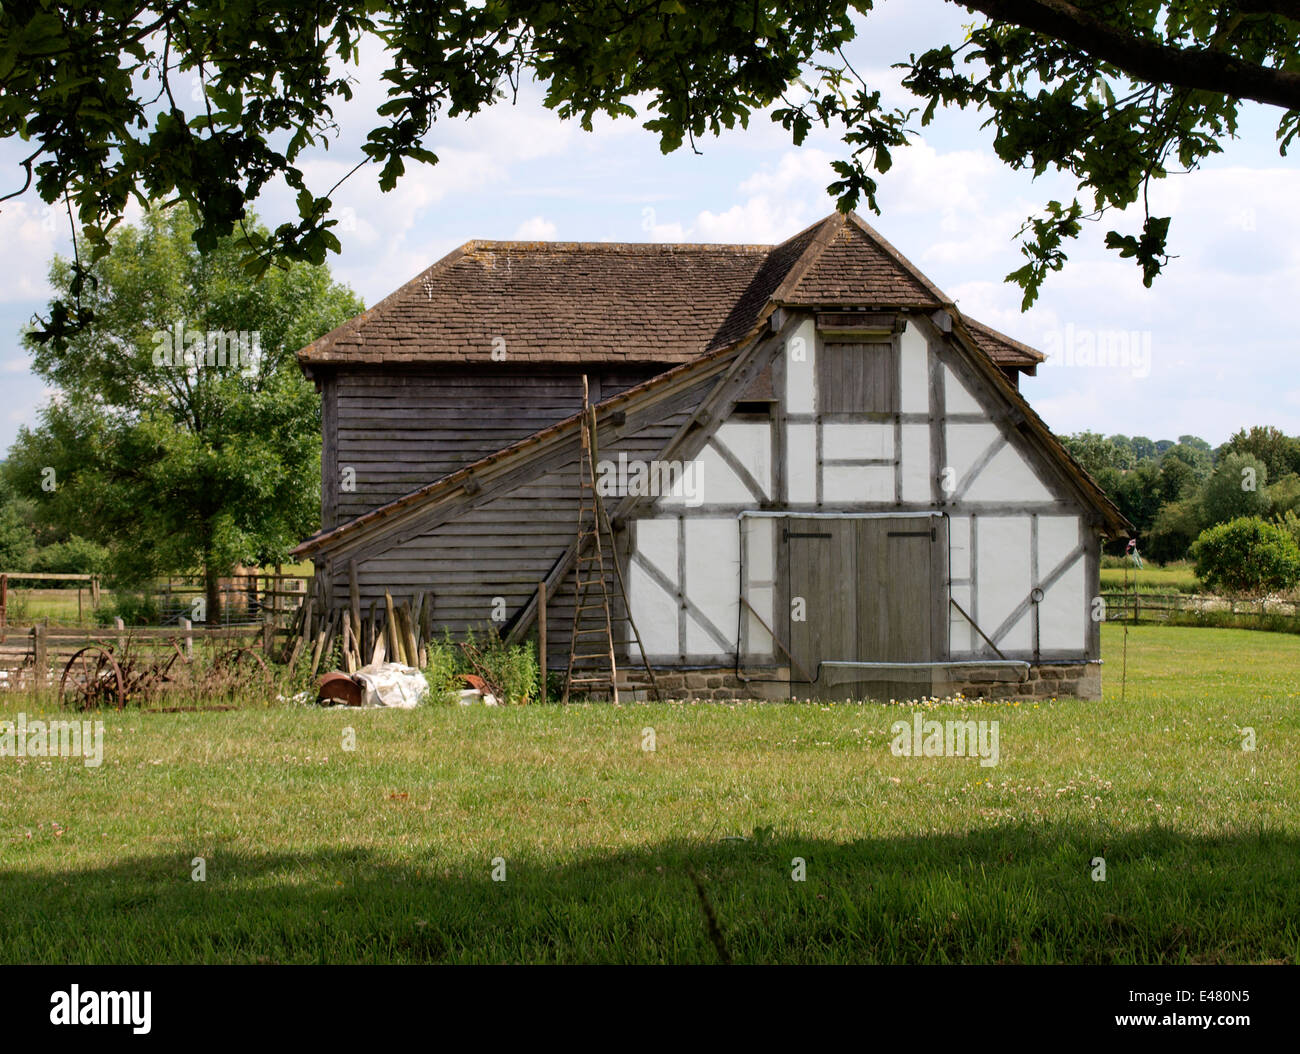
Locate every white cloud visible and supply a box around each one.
[513,216,558,239]
[0,202,62,302]
[738,149,836,197]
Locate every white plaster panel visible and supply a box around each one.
[634,517,679,578]
[742,517,776,657]
[899,322,930,413]
[822,421,893,461]
[714,420,772,498]
[1037,515,1081,572]
[947,514,971,580]
[945,422,1001,489]
[684,518,740,655]
[976,515,1033,652]
[787,423,817,504]
[944,364,983,415]
[628,520,680,656]
[948,580,974,654]
[658,442,746,507]
[963,442,1055,503]
[744,517,775,583]
[745,585,775,657]
[784,319,817,413]
[822,464,894,503]
[1037,553,1086,651]
[900,423,931,503]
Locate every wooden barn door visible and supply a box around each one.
[786,515,942,701]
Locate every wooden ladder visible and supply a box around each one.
[562,378,660,704]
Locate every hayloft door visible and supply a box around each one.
[785,515,942,701]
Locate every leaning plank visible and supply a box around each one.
[309,614,330,679]
[348,559,362,656]
[384,591,400,662]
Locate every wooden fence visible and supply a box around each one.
[1101,590,1300,625]
[0,570,310,634]
[0,620,291,692]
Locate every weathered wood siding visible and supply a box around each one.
[326,365,663,527]
[326,372,718,641]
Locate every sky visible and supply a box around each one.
[2,0,1298,455]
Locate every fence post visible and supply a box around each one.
[114,616,125,652]
[180,617,192,659]
[263,615,274,656]
[537,580,547,705]
[34,621,47,688]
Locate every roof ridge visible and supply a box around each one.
[460,239,773,253]
[766,212,845,304]
[845,212,953,306]
[297,240,475,364]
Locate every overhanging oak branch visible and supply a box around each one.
[955,0,1300,110]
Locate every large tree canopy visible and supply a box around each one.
[4,205,362,619]
[4,0,1298,339]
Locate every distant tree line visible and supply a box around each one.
[1061,427,1300,564]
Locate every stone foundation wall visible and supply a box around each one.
[641,662,1101,702]
[931,662,1101,701]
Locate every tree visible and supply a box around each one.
[1217,426,1300,483]
[1200,452,1269,526]
[1267,474,1300,518]
[1161,439,1214,479]
[1190,517,1300,597]
[1061,431,1135,478]
[1145,498,1203,565]
[5,2,1300,343]
[4,205,362,621]
[0,474,36,571]
[1128,436,1157,462]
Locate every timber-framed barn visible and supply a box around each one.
[292,211,1129,701]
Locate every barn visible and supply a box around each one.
[292,211,1128,701]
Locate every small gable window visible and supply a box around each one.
[817,340,898,414]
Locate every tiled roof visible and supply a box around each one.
[298,211,1043,369]
[963,317,1045,366]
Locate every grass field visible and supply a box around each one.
[1,624,1297,964]
[1099,565,1202,593]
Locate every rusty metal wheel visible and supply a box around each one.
[205,646,273,698]
[59,646,125,710]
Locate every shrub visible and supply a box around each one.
[95,591,160,626]
[461,628,539,704]
[422,632,463,705]
[30,535,111,577]
[421,628,539,704]
[1190,517,1300,597]
[1276,509,1300,551]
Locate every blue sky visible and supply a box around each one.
[3,0,1298,453]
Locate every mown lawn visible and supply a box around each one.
[1,624,1297,964]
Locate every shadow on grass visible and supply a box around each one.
[3,823,1297,964]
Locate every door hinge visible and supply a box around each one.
[784,529,833,542]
